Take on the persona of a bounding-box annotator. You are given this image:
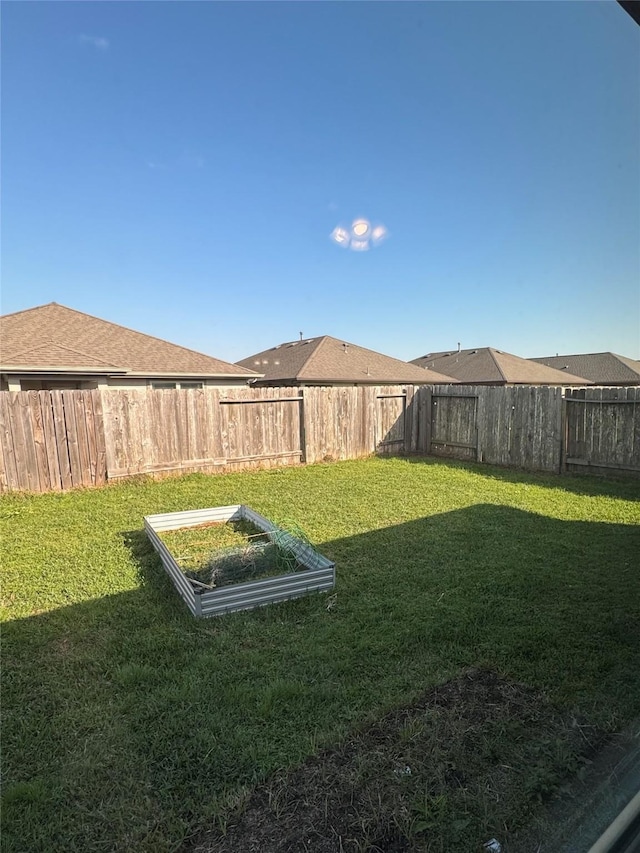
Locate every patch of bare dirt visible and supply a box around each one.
[186,669,603,853]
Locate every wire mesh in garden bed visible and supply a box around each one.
[187,540,282,588]
[163,518,323,589]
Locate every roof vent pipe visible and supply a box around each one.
[457,342,461,352]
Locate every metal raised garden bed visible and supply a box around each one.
[144,505,335,617]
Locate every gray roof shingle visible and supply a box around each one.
[1,303,259,378]
[238,336,457,384]
[411,347,590,385]
[529,353,640,385]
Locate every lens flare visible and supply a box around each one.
[329,218,388,251]
[352,219,370,238]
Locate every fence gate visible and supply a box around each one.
[430,393,479,461]
[375,391,406,454]
[218,391,304,468]
[564,388,640,475]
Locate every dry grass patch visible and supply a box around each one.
[190,669,602,853]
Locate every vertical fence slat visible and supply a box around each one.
[206,387,223,462]
[13,393,40,491]
[632,386,639,456]
[62,391,82,487]
[84,391,99,485]
[91,390,108,484]
[0,401,8,492]
[39,392,62,490]
[0,393,19,490]
[27,390,50,491]
[72,391,93,487]
[3,395,24,490]
[100,391,118,480]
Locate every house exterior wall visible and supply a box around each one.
[0,374,254,391]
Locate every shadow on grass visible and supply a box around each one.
[3,505,640,853]
[124,528,175,592]
[397,453,640,501]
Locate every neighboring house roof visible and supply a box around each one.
[529,353,640,386]
[237,336,457,384]
[6,341,124,372]
[410,347,590,385]
[0,303,259,378]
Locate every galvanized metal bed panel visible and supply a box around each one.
[198,568,334,608]
[199,579,335,616]
[143,520,197,614]
[144,505,243,531]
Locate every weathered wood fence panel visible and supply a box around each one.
[375,388,406,455]
[0,390,106,491]
[301,385,406,463]
[219,386,303,469]
[430,393,478,461]
[304,386,370,463]
[565,387,639,475]
[431,384,565,472]
[101,387,304,479]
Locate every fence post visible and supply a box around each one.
[417,386,432,454]
[475,386,483,463]
[404,385,414,453]
[559,391,568,474]
[298,388,307,463]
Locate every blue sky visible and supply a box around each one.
[2,1,639,363]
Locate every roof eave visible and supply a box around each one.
[1,365,128,375]
[1,367,264,379]
[293,376,454,384]
[124,371,263,379]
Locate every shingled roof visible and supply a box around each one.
[529,353,640,386]
[0,303,258,378]
[411,347,590,385]
[237,336,457,385]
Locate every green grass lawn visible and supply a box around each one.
[2,457,639,852]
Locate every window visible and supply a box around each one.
[149,381,203,390]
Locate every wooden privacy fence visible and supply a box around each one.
[564,387,640,476]
[429,384,565,471]
[102,386,305,480]
[425,384,640,474]
[0,390,106,492]
[0,385,420,492]
[0,384,638,492]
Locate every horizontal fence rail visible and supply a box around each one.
[0,384,638,492]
